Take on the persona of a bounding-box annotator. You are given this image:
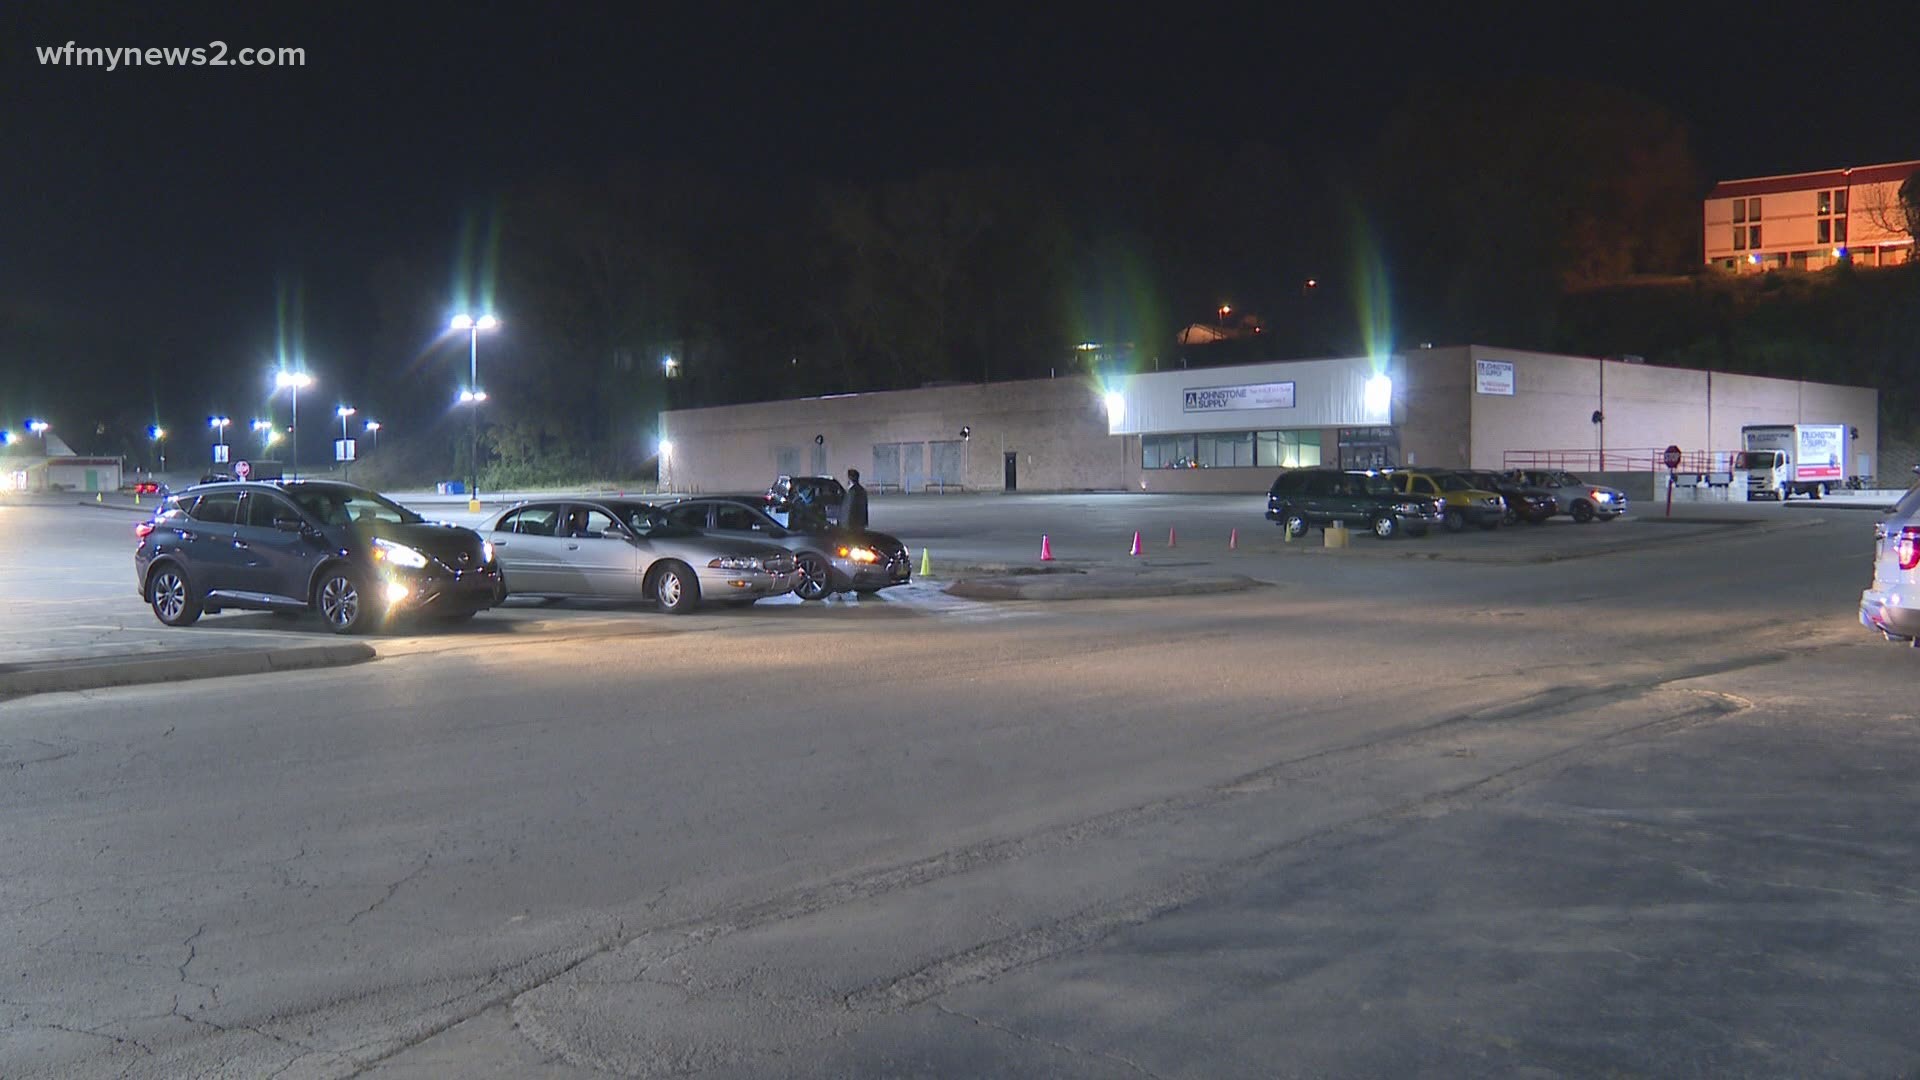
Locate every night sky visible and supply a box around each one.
[4,2,1917,430]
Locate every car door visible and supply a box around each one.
[235,490,314,602]
[708,502,785,545]
[491,504,566,594]
[1296,473,1334,523]
[560,504,645,597]
[180,490,245,592]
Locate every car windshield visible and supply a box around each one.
[1743,451,1782,469]
[287,486,424,527]
[1438,474,1476,492]
[1890,482,1920,520]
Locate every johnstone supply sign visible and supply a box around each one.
[1475,359,1515,395]
[1183,381,1296,413]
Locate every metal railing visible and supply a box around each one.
[1501,448,1742,474]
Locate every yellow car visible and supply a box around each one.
[1384,469,1506,532]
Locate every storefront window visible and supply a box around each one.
[1146,430,1319,469]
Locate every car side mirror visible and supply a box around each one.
[273,517,304,533]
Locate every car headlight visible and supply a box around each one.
[837,545,880,564]
[1592,490,1614,502]
[482,540,495,564]
[1484,497,1504,508]
[372,538,429,568]
[708,556,765,571]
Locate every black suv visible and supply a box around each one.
[765,475,846,527]
[134,481,500,633]
[1266,469,1444,540]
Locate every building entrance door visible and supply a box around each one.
[1003,452,1018,491]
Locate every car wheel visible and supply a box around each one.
[1371,515,1398,539]
[1443,509,1466,532]
[491,575,509,606]
[1572,501,1595,523]
[315,568,373,634]
[653,561,700,615]
[148,565,201,627]
[1282,512,1308,538]
[1813,483,1827,500]
[795,553,831,601]
[1503,505,1519,526]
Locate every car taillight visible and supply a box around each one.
[1899,526,1920,572]
[134,522,155,539]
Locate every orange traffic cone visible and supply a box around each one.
[1229,527,1239,550]
[1168,525,1177,548]
[1040,534,1054,561]
[1129,531,1143,557]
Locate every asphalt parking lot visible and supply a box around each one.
[5,487,1917,1077]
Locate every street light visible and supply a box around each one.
[252,418,273,454]
[450,313,499,508]
[363,419,380,454]
[149,426,167,473]
[662,355,681,378]
[335,406,357,478]
[274,370,314,478]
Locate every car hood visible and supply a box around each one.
[366,520,489,566]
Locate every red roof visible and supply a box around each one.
[1709,161,1920,199]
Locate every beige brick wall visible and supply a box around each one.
[662,377,1129,493]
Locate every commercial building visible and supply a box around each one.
[1705,160,1918,272]
[660,345,1878,497]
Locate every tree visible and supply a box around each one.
[1857,172,1920,247]
[1369,78,1704,349]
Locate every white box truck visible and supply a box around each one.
[1741,424,1846,500]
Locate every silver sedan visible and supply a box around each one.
[482,499,800,614]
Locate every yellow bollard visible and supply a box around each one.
[96,492,103,503]
[919,547,931,578]
[468,498,481,514]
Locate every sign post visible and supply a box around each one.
[1663,444,1682,517]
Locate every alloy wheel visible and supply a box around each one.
[153,571,186,621]
[320,575,360,630]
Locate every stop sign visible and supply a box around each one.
[235,460,252,479]
[1663,445,1682,470]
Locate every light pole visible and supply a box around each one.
[149,426,167,474]
[274,371,314,478]
[336,405,356,479]
[209,417,230,470]
[450,313,499,511]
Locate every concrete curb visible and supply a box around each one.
[0,643,376,700]
[76,500,154,514]
[1280,516,1821,565]
[945,572,1265,601]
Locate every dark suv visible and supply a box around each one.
[134,481,500,633]
[1266,468,1444,540]
[765,475,846,528]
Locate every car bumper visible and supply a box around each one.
[386,566,502,614]
[699,567,801,599]
[1398,510,1445,528]
[833,556,912,591]
[1860,588,1920,639]
[1455,505,1505,526]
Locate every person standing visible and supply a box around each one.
[842,468,869,530]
